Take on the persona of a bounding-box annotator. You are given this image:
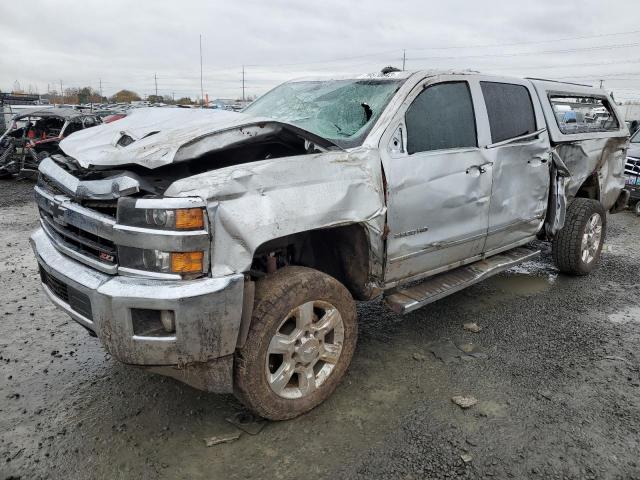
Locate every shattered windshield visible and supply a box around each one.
[244,78,404,148]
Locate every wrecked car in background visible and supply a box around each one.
[30,71,629,420]
[625,128,640,215]
[0,108,100,178]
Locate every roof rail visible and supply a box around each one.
[525,77,594,88]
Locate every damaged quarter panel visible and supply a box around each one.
[553,137,628,210]
[163,149,386,277]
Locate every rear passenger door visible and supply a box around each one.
[478,80,551,253]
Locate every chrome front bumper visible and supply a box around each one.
[30,227,244,371]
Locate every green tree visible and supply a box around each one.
[147,94,164,104]
[111,89,141,103]
[77,86,103,104]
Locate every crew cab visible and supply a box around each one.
[30,71,629,420]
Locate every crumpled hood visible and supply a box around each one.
[59,108,328,170]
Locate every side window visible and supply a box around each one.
[405,82,477,154]
[548,95,619,134]
[480,82,536,143]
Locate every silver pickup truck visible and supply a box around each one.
[31,70,629,420]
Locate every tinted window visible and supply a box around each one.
[481,82,536,143]
[405,82,477,154]
[548,95,619,134]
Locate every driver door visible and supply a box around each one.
[380,78,493,284]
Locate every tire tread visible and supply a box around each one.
[552,198,606,276]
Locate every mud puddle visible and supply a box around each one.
[608,306,640,324]
[484,272,556,297]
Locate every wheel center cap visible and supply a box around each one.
[296,337,320,363]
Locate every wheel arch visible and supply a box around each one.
[574,172,601,202]
[250,223,376,301]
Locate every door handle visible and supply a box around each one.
[466,162,494,174]
[528,155,549,165]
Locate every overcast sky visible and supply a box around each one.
[1,0,640,101]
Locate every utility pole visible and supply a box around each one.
[242,65,245,102]
[172,91,175,102]
[402,49,406,71]
[99,79,103,100]
[199,34,204,107]
[60,80,63,103]
[599,79,604,89]
[154,73,158,98]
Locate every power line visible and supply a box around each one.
[409,42,640,62]
[231,28,640,70]
[407,29,640,51]
[487,58,640,71]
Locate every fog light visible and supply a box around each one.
[160,310,176,333]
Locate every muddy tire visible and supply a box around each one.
[634,201,640,216]
[234,266,357,420]
[552,198,606,276]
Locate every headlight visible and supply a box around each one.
[144,208,205,229]
[118,198,205,231]
[115,197,209,279]
[119,247,205,277]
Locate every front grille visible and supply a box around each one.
[36,180,118,269]
[79,199,117,218]
[626,156,640,176]
[39,267,93,320]
[40,210,117,265]
[38,174,66,196]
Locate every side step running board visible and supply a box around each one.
[384,247,540,315]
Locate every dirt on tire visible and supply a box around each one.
[234,266,358,420]
[552,198,606,275]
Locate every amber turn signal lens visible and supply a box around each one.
[170,251,204,273]
[175,208,204,229]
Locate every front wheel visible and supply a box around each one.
[234,266,357,420]
[634,201,640,216]
[552,198,606,275]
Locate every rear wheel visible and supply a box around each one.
[552,198,606,275]
[234,266,357,420]
[634,201,640,216]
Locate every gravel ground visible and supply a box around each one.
[1,179,639,480]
